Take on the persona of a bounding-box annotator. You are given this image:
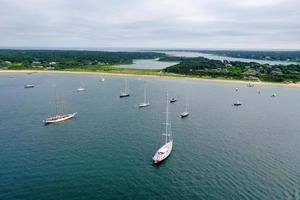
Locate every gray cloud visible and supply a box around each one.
[0,0,299,49]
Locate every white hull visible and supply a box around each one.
[139,102,150,108]
[44,112,77,124]
[180,111,189,118]
[77,88,86,92]
[120,93,130,97]
[25,84,34,88]
[153,140,173,164]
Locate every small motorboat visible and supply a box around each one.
[233,101,242,106]
[24,84,34,88]
[180,111,189,118]
[170,98,177,103]
[271,93,277,97]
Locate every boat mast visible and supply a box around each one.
[125,79,128,93]
[54,87,58,115]
[185,97,188,112]
[165,92,169,144]
[144,87,146,103]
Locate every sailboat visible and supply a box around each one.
[180,97,189,118]
[44,89,77,124]
[170,97,177,103]
[24,84,34,88]
[271,93,277,97]
[120,80,130,98]
[139,88,150,108]
[77,81,86,92]
[153,93,173,165]
[233,100,242,106]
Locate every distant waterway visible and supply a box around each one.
[161,51,299,65]
[116,59,178,69]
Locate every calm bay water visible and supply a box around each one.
[161,51,299,65]
[1,72,300,200]
[116,59,178,69]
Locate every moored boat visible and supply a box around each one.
[139,88,150,108]
[44,88,77,125]
[153,93,173,165]
[180,111,189,118]
[233,100,242,106]
[77,81,86,92]
[170,98,176,103]
[180,97,189,118]
[44,112,77,124]
[120,80,130,98]
[24,84,34,88]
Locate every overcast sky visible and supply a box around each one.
[0,0,299,49]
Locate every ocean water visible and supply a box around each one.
[1,72,300,200]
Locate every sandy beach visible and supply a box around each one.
[1,69,299,88]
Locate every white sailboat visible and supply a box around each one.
[44,89,77,124]
[120,79,130,97]
[139,88,150,108]
[153,93,173,165]
[24,84,34,88]
[77,81,86,92]
[180,97,189,118]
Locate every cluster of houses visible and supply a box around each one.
[30,61,58,70]
[1,60,59,70]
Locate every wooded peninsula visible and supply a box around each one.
[1,49,300,83]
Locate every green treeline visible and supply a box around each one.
[163,56,300,82]
[1,49,300,83]
[162,50,300,62]
[0,50,164,69]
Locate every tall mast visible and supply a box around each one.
[185,97,188,112]
[144,87,146,103]
[125,79,127,93]
[54,86,58,115]
[165,92,169,144]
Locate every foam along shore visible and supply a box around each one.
[1,69,299,88]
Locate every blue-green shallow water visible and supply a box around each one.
[1,72,300,200]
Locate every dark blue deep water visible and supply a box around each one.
[1,72,300,200]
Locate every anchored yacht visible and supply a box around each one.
[153,93,173,165]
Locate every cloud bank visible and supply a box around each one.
[0,0,299,49]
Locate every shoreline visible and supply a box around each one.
[1,69,300,88]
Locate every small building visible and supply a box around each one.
[49,62,57,65]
